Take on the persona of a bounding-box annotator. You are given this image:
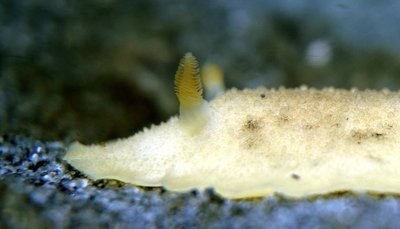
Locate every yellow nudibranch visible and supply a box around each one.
[65,52,400,199]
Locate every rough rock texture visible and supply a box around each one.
[1,135,400,229]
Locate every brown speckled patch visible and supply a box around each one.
[240,116,264,149]
[242,118,262,132]
[350,129,386,144]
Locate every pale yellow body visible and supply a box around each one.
[65,87,400,199]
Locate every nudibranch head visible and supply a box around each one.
[64,119,181,187]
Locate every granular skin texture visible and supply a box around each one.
[65,87,400,198]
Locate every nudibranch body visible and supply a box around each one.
[65,53,400,199]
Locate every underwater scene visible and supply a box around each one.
[1,1,400,228]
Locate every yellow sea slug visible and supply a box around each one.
[64,53,400,199]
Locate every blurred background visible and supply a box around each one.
[1,0,400,143]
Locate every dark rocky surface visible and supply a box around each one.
[2,1,400,228]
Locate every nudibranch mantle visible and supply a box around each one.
[65,53,400,199]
